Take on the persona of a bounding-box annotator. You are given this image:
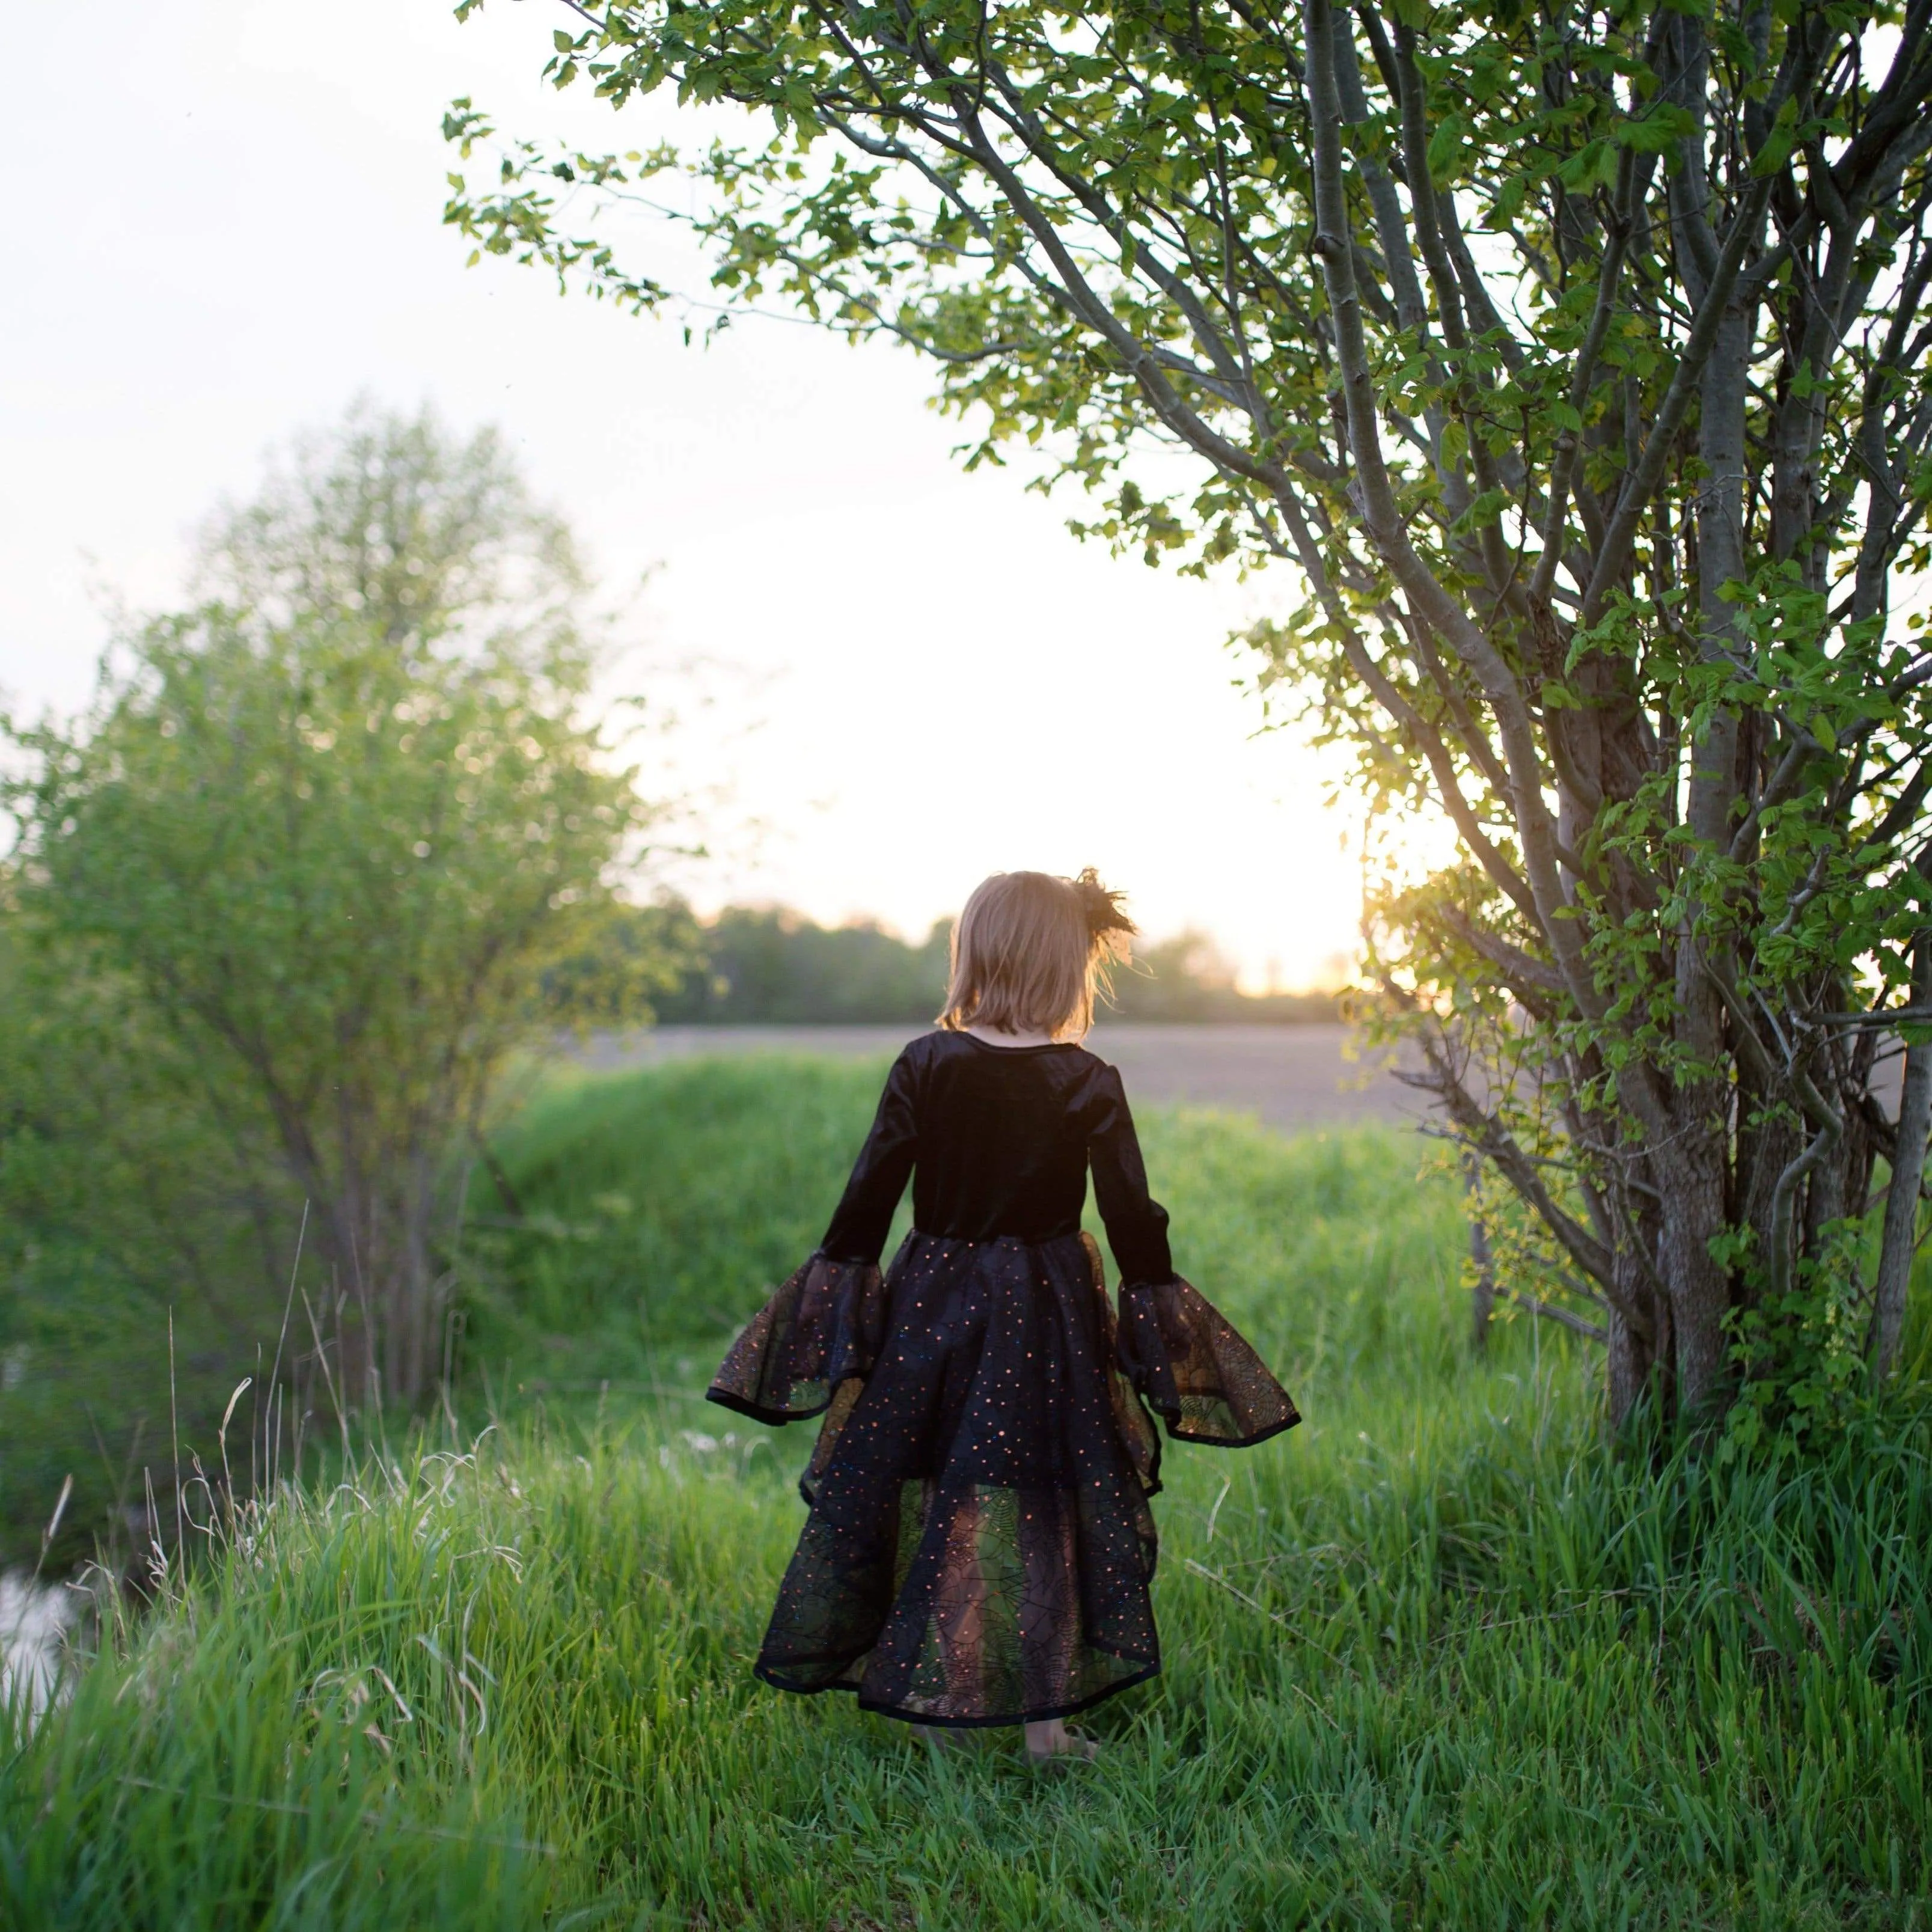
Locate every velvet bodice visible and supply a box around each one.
[818,1029,1175,1286]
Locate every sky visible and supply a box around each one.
[2,0,1365,991]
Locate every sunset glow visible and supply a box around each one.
[2,0,1365,989]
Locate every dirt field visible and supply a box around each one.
[576,1023,1425,1133]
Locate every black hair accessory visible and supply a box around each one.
[1071,868,1136,947]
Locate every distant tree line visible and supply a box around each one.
[572,903,1340,1027]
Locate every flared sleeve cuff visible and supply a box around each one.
[1115,1276,1300,1447]
[707,1253,889,1425]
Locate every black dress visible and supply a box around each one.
[708,1029,1297,1728]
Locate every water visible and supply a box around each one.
[0,1570,75,1714]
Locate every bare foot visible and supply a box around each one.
[1024,1719,1099,1765]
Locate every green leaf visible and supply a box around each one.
[1558,138,1617,194]
[1450,486,1511,535]
[1613,103,1694,154]
[1752,97,1799,177]
[1426,113,1469,188]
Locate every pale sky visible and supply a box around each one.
[3,0,1365,991]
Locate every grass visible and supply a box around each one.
[4,1055,1931,1928]
[464,1055,1464,1403]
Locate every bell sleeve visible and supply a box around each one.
[707,1048,916,1425]
[1087,1066,1300,1448]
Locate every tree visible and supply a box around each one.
[0,899,284,1566]
[446,0,1932,1428]
[1108,929,1337,1021]
[5,406,661,1407]
[648,903,953,1022]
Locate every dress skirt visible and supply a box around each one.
[709,1229,1297,1728]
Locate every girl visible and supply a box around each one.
[708,869,1297,1764]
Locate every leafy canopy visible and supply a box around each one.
[447,0,1932,1425]
[4,405,665,1405]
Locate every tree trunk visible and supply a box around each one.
[1607,1310,1654,1426]
[1607,1228,1667,1427]
[1657,1106,1735,1418]
[1871,934,1932,1380]
[1644,279,1757,1423]
[397,1143,438,1408]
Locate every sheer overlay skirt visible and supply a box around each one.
[710,1230,1295,1727]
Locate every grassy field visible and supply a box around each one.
[4,1056,1931,1928]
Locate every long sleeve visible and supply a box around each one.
[1086,1066,1175,1286]
[708,1052,916,1426]
[1089,1063,1299,1449]
[819,1048,920,1265]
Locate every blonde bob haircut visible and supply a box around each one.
[938,869,1136,1040]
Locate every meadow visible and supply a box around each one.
[3,1054,1930,1929]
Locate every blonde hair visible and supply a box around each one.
[938,869,1136,1039]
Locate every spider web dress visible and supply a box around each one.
[708,1029,1298,1729]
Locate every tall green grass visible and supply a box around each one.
[5,1056,1929,1928]
[464,1057,914,1393]
[464,1054,1466,1401]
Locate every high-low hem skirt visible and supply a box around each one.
[709,1229,1297,1729]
